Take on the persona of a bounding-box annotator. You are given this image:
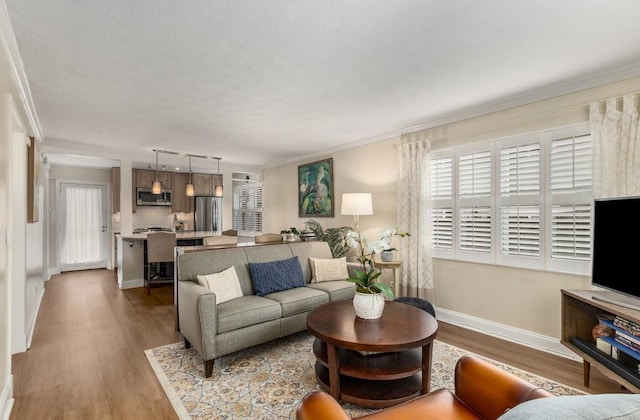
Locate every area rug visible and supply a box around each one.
[145,331,584,419]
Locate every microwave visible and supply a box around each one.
[137,187,172,206]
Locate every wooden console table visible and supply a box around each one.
[307,300,438,408]
[561,289,640,393]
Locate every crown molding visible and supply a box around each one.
[0,0,43,141]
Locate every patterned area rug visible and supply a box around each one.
[145,331,584,419]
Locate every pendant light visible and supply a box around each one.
[213,158,223,197]
[185,156,195,196]
[151,149,162,194]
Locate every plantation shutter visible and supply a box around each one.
[499,142,541,257]
[233,183,263,235]
[549,134,592,262]
[458,151,492,254]
[429,157,453,249]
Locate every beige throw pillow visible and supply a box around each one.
[310,257,349,283]
[196,266,243,304]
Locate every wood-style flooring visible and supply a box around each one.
[10,269,627,419]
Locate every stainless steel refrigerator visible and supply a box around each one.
[194,196,222,233]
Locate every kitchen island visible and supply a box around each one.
[116,230,222,290]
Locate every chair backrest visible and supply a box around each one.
[147,232,177,263]
[203,235,238,246]
[221,229,238,236]
[255,233,284,244]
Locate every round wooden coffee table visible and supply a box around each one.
[306,299,438,408]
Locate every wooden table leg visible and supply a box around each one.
[422,342,433,394]
[583,360,591,387]
[327,343,341,400]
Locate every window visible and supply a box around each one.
[428,123,592,274]
[233,183,263,236]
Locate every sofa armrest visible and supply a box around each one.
[178,281,218,358]
[454,355,553,419]
[296,391,351,420]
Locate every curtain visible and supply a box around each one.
[60,184,104,266]
[396,131,434,301]
[590,94,640,198]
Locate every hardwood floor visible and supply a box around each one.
[11,269,180,420]
[11,270,628,419]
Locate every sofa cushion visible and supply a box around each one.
[498,394,640,419]
[249,256,306,296]
[309,257,349,283]
[196,266,243,304]
[307,280,355,301]
[216,295,282,334]
[263,286,329,317]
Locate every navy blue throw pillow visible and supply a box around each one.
[249,256,305,296]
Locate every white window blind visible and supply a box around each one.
[429,156,454,251]
[459,206,492,252]
[459,151,491,197]
[233,184,263,235]
[427,122,591,274]
[548,134,592,267]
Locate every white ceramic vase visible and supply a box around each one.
[380,251,393,262]
[353,291,385,320]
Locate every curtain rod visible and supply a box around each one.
[153,149,221,161]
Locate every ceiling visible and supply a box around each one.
[5,1,640,168]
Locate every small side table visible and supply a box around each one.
[376,260,402,297]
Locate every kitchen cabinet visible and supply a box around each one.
[171,172,192,213]
[135,169,171,189]
[193,173,213,195]
[110,167,120,213]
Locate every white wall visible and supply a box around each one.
[264,76,640,352]
[263,139,398,241]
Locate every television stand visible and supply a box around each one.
[591,290,640,312]
[561,289,640,393]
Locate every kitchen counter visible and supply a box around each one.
[116,231,223,290]
[118,230,219,240]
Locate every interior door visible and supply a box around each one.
[59,182,108,271]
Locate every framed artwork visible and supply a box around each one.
[27,137,39,223]
[298,158,334,217]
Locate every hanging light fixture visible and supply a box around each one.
[151,149,162,194]
[185,156,195,196]
[213,158,223,197]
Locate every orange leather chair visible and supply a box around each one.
[296,354,553,420]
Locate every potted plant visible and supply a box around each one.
[378,228,410,262]
[280,227,299,242]
[304,219,352,258]
[343,227,410,319]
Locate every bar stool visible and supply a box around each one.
[202,235,238,246]
[145,232,176,295]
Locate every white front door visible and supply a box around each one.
[59,182,108,271]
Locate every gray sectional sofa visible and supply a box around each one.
[176,241,356,377]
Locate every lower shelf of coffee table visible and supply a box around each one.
[314,362,422,408]
[312,339,422,380]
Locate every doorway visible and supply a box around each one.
[58,182,108,271]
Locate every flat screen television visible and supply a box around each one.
[591,195,640,311]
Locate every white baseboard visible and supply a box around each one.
[119,278,144,290]
[48,267,60,278]
[435,306,580,361]
[0,375,14,420]
[26,286,45,349]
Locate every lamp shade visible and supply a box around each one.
[213,185,223,197]
[151,180,162,195]
[185,183,195,196]
[340,193,373,215]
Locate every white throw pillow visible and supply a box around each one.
[310,257,349,283]
[196,266,243,304]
